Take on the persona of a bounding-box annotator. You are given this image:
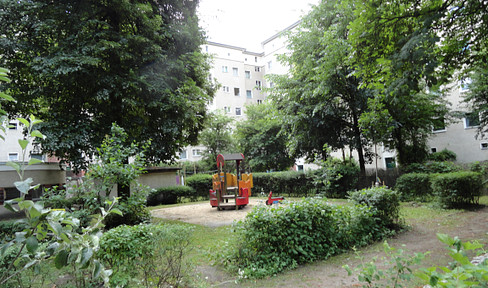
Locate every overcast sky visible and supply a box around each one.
[197,0,318,51]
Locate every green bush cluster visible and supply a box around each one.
[98,223,193,287]
[431,171,483,208]
[314,159,360,198]
[395,173,433,201]
[185,174,213,200]
[427,148,457,162]
[348,187,401,228]
[220,197,397,279]
[403,161,461,174]
[147,185,194,206]
[253,171,317,197]
[0,220,28,242]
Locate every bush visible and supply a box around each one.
[185,174,212,200]
[395,173,433,201]
[315,159,360,198]
[348,187,401,227]
[219,198,394,279]
[403,161,461,174]
[428,148,457,162]
[40,186,73,210]
[147,185,194,206]
[431,171,483,208]
[0,220,28,243]
[98,223,193,287]
[104,188,152,229]
[253,171,316,197]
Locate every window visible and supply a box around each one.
[431,147,437,153]
[255,56,257,63]
[8,153,18,161]
[246,90,252,99]
[192,149,202,157]
[269,82,274,88]
[481,142,488,150]
[385,157,396,169]
[245,71,251,79]
[465,112,480,128]
[460,78,472,92]
[433,117,446,132]
[232,67,238,76]
[255,81,262,90]
[235,107,241,116]
[179,150,187,159]
[9,122,17,130]
[255,67,260,72]
[205,45,208,52]
[234,87,240,96]
[257,100,263,104]
[222,66,228,73]
[223,106,231,113]
[222,86,229,93]
[268,61,272,69]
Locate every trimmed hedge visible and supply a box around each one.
[147,185,194,206]
[252,171,317,197]
[348,187,400,227]
[185,174,213,200]
[219,197,396,278]
[395,173,433,201]
[431,171,483,208]
[428,149,457,162]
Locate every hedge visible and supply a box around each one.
[219,197,397,279]
[185,174,213,200]
[252,171,317,197]
[348,187,401,227]
[431,171,483,208]
[147,185,194,206]
[395,173,433,201]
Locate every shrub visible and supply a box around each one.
[315,159,360,198]
[219,198,394,279]
[253,171,316,197]
[403,161,461,174]
[395,173,433,201]
[428,148,457,162]
[104,186,152,229]
[98,223,193,288]
[431,171,483,208]
[348,187,401,227]
[185,174,212,200]
[147,185,194,206]
[0,220,28,242]
[40,186,73,210]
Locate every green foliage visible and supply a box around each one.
[314,158,360,198]
[98,223,194,288]
[464,64,488,137]
[235,103,295,172]
[403,161,461,174]
[219,198,395,279]
[348,187,401,228]
[267,0,371,172]
[252,171,317,197]
[147,185,194,206]
[198,110,235,166]
[431,171,483,208]
[0,0,215,171]
[40,185,73,210]
[428,149,457,162]
[185,173,213,200]
[0,220,28,243]
[344,241,428,288]
[395,173,433,201]
[416,233,488,287]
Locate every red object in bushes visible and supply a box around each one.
[266,191,284,205]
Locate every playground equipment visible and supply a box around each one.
[209,153,252,210]
[265,191,284,205]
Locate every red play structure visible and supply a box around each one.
[209,153,252,210]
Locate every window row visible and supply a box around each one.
[221,87,260,98]
[221,66,262,76]
[432,112,481,133]
[223,106,242,116]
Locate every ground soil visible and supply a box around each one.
[151,201,488,288]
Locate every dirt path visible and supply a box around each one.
[152,201,488,288]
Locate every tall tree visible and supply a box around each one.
[235,103,294,172]
[347,0,453,165]
[198,110,235,166]
[267,0,372,173]
[464,64,488,137]
[0,0,215,170]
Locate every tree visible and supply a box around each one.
[198,110,235,168]
[267,0,373,173]
[235,103,294,172]
[0,0,215,171]
[346,0,453,165]
[464,64,488,137]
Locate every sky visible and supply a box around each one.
[197,0,318,51]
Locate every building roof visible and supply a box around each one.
[261,20,301,46]
[206,41,264,56]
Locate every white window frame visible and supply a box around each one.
[179,150,187,159]
[464,112,480,129]
[234,87,240,96]
[432,117,446,133]
[8,153,19,162]
[481,142,488,150]
[232,67,238,76]
[223,106,231,113]
[255,81,262,90]
[257,100,263,104]
[192,149,202,157]
[235,107,242,116]
[222,66,228,73]
[246,90,252,99]
[430,147,437,153]
[255,66,260,72]
[245,71,251,79]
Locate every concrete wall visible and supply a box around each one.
[0,163,65,189]
[138,167,180,190]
